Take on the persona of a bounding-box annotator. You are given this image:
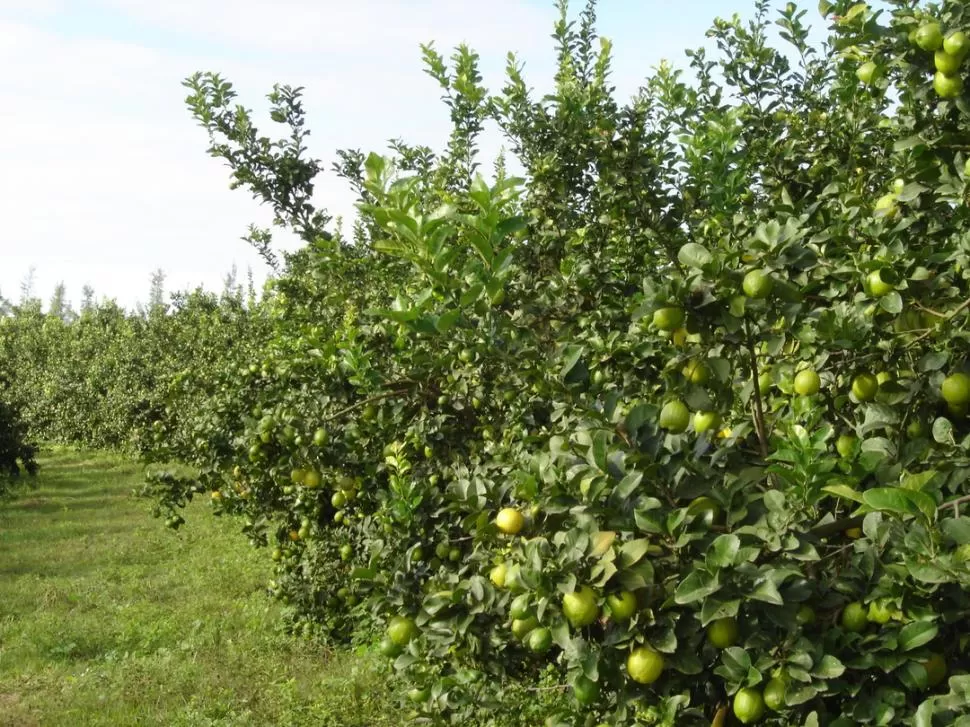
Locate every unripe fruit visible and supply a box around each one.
[682,359,710,384]
[942,373,970,406]
[562,586,599,628]
[763,677,787,711]
[742,269,774,299]
[793,369,821,396]
[693,411,721,434]
[866,269,894,297]
[944,31,970,60]
[707,617,739,648]
[659,399,691,433]
[836,434,857,459]
[495,507,525,535]
[626,646,664,684]
[851,373,879,402]
[934,71,964,99]
[489,563,508,588]
[935,49,962,76]
[874,193,899,219]
[733,687,766,724]
[856,61,879,85]
[606,591,637,622]
[653,306,685,331]
[841,601,868,632]
[915,22,944,52]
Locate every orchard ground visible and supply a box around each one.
[0,447,396,727]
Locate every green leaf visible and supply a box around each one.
[618,539,651,568]
[861,487,919,517]
[898,621,938,652]
[700,597,740,626]
[879,292,903,314]
[674,569,720,605]
[706,534,740,569]
[932,418,955,445]
[748,578,784,605]
[678,242,713,269]
[823,483,865,504]
[813,654,845,678]
[941,517,970,545]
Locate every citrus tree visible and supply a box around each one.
[16,0,970,724]
[0,383,38,489]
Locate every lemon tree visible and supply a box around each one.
[7,0,970,725]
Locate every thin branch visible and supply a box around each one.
[322,385,415,423]
[744,319,770,459]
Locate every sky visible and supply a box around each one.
[0,0,833,311]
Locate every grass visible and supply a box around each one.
[0,447,398,727]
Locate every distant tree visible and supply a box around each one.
[148,269,166,311]
[80,285,95,313]
[19,267,36,305]
[48,282,76,322]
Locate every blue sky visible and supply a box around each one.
[0,0,832,310]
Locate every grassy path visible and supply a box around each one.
[0,448,395,727]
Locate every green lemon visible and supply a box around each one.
[573,674,600,705]
[743,269,774,299]
[606,591,637,622]
[509,594,532,621]
[312,427,328,446]
[935,49,963,75]
[836,434,858,459]
[387,616,418,647]
[763,677,787,711]
[495,507,525,535]
[874,193,899,219]
[627,646,664,684]
[793,369,821,396]
[866,269,894,297]
[934,71,964,99]
[841,602,868,633]
[527,627,553,653]
[303,470,321,489]
[659,400,690,433]
[562,586,599,628]
[856,61,879,85]
[331,491,347,508]
[758,371,772,395]
[733,687,766,724]
[796,605,816,625]
[378,635,403,658]
[942,373,970,406]
[944,31,970,59]
[653,307,685,331]
[693,411,721,434]
[682,359,710,384]
[867,599,894,625]
[915,22,944,52]
[511,616,539,640]
[489,563,508,588]
[852,373,879,402]
[707,617,740,648]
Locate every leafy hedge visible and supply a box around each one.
[5,1,970,725]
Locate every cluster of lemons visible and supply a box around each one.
[912,22,968,99]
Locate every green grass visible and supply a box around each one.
[0,447,397,727]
